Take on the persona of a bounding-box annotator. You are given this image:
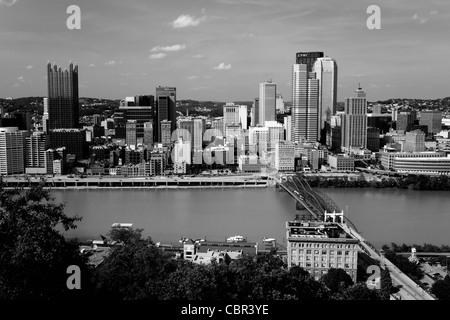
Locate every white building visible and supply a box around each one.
[0,127,28,175]
[259,80,277,125]
[274,141,295,171]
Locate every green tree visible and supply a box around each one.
[320,268,354,294]
[0,183,91,299]
[340,283,382,300]
[431,275,450,300]
[93,227,177,299]
[380,268,393,300]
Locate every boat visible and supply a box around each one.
[226,235,247,243]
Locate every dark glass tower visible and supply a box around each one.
[295,52,324,72]
[47,62,79,129]
[155,86,176,143]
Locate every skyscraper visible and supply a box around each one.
[0,127,28,175]
[259,80,277,125]
[47,62,79,129]
[156,86,176,142]
[291,63,319,143]
[295,52,324,71]
[223,102,240,135]
[419,110,442,135]
[341,86,367,151]
[25,131,50,173]
[313,57,337,145]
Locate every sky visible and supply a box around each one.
[0,0,449,102]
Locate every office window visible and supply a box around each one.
[330,250,335,255]
[345,251,350,256]
[337,250,342,255]
[306,256,311,261]
[306,262,311,267]
[322,250,327,255]
[306,249,311,254]
[315,250,320,255]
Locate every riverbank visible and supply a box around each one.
[1,174,271,189]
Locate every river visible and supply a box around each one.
[52,187,450,248]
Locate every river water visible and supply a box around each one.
[52,187,450,248]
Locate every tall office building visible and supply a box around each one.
[156,86,176,142]
[295,52,324,71]
[420,110,442,135]
[397,112,416,132]
[50,129,86,160]
[341,86,367,151]
[143,121,154,148]
[239,105,248,130]
[259,80,277,125]
[313,57,337,145]
[284,115,292,141]
[25,131,50,173]
[114,96,154,139]
[291,63,319,143]
[0,127,28,175]
[252,98,259,126]
[126,120,137,146]
[276,93,285,114]
[43,98,49,133]
[47,62,79,129]
[405,130,426,152]
[223,102,240,135]
[160,120,172,147]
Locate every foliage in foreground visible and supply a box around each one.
[0,183,384,300]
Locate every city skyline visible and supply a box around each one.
[0,0,449,102]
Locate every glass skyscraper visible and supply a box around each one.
[47,62,79,129]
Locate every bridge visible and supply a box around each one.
[278,173,435,301]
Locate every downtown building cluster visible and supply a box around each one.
[1,51,450,176]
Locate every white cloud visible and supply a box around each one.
[151,44,186,52]
[213,63,232,70]
[172,14,206,28]
[0,0,19,6]
[430,10,438,15]
[120,72,133,77]
[412,14,427,24]
[105,60,116,66]
[149,53,167,59]
[412,14,418,20]
[17,75,25,82]
[89,63,96,67]
[187,75,198,80]
[192,86,209,91]
[193,54,204,59]
[26,65,33,70]
[13,83,20,87]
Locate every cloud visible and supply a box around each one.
[17,75,25,82]
[0,0,19,6]
[89,63,95,67]
[149,53,167,59]
[120,72,133,77]
[26,65,33,70]
[151,44,186,52]
[105,60,117,66]
[187,75,198,80]
[172,14,206,28]
[412,14,427,24]
[213,63,232,70]
[429,10,438,15]
[192,86,209,91]
[193,54,204,59]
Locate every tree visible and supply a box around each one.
[431,275,450,300]
[93,227,176,299]
[0,183,91,299]
[380,268,393,300]
[340,283,382,300]
[320,268,354,294]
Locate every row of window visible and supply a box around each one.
[292,249,357,257]
[298,262,356,269]
[289,242,357,249]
